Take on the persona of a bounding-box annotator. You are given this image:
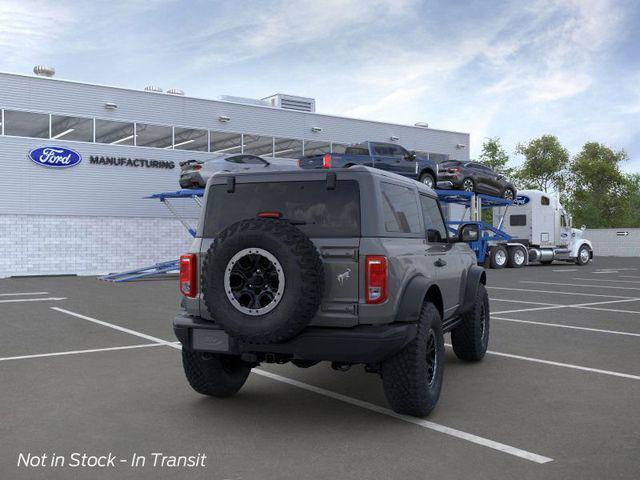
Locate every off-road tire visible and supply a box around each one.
[182,349,251,397]
[489,245,508,269]
[381,302,444,417]
[451,284,490,361]
[507,246,526,268]
[419,172,435,189]
[201,218,324,344]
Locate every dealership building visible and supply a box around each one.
[0,69,470,278]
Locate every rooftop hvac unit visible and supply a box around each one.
[167,88,185,96]
[144,85,163,93]
[262,94,316,112]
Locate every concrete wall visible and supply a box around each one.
[583,228,640,257]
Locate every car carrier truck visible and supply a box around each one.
[439,189,593,268]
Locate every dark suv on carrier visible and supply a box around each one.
[174,166,490,417]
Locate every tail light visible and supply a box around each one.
[179,254,197,298]
[365,256,387,304]
[257,211,281,218]
[448,167,461,173]
[297,159,301,167]
[322,153,332,169]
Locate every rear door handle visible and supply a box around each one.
[434,258,447,267]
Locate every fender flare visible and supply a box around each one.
[570,239,593,258]
[395,275,433,323]
[460,266,486,315]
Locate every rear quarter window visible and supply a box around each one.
[380,182,421,234]
[203,180,360,238]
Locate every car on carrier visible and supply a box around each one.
[298,141,439,189]
[173,166,490,417]
[437,160,517,200]
[179,154,298,189]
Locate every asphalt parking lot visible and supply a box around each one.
[1,257,639,479]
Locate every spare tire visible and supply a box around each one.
[201,218,324,344]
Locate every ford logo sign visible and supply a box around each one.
[514,195,530,206]
[28,146,82,168]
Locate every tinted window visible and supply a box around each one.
[4,110,49,138]
[95,119,134,145]
[204,180,360,238]
[174,127,208,151]
[381,182,421,234]
[541,196,550,206]
[243,135,274,156]
[211,131,242,154]
[345,146,370,156]
[420,195,448,242]
[374,145,393,156]
[510,214,527,226]
[51,115,93,142]
[304,140,331,156]
[273,138,303,158]
[136,123,172,148]
[226,155,267,165]
[331,143,348,154]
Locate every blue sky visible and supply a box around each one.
[1,0,639,171]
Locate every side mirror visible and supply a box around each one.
[458,223,480,242]
[404,151,416,161]
[426,229,443,243]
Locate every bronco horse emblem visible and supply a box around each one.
[336,268,351,285]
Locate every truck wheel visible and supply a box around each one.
[451,284,489,361]
[419,172,435,189]
[381,302,444,417]
[182,349,251,397]
[502,187,515,200]
[489,245,507,269]
[201,218,324,344]
[507,246,526,268]
[576,245,591,265]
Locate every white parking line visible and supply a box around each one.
[492,297,640,315]
[0,292,50,296]
[445,344,640,381]
[492,316,640,338]
[573,278,640,284]
[0,343,163,362]
[621,275,640,279]
[488,286,636,299]
[50,307,552,463]
[521,281,640,291]
[253,369,553,464]
[552,269,578,272]
[51,307,178,347]
[0,297,67,304]
[491,298,565,306]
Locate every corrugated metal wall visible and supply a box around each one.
[584,229,640,257]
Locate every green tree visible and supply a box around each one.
[566,142,632,228]
[515,135,569,192]
[478,137,514,177]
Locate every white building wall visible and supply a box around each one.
[583,228,640,257]
[0,215,194,277]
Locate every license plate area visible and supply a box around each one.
[191,329,230,352]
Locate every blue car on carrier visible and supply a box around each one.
[298,141,439,188]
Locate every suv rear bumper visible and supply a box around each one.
[173,311,417,364]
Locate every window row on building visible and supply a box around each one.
[0,108,449,161]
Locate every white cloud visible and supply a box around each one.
[0,0,74,68]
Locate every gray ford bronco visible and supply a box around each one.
[174,166,489,417]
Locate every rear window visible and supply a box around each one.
[345,146,369,156]
[203,180,360,238]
